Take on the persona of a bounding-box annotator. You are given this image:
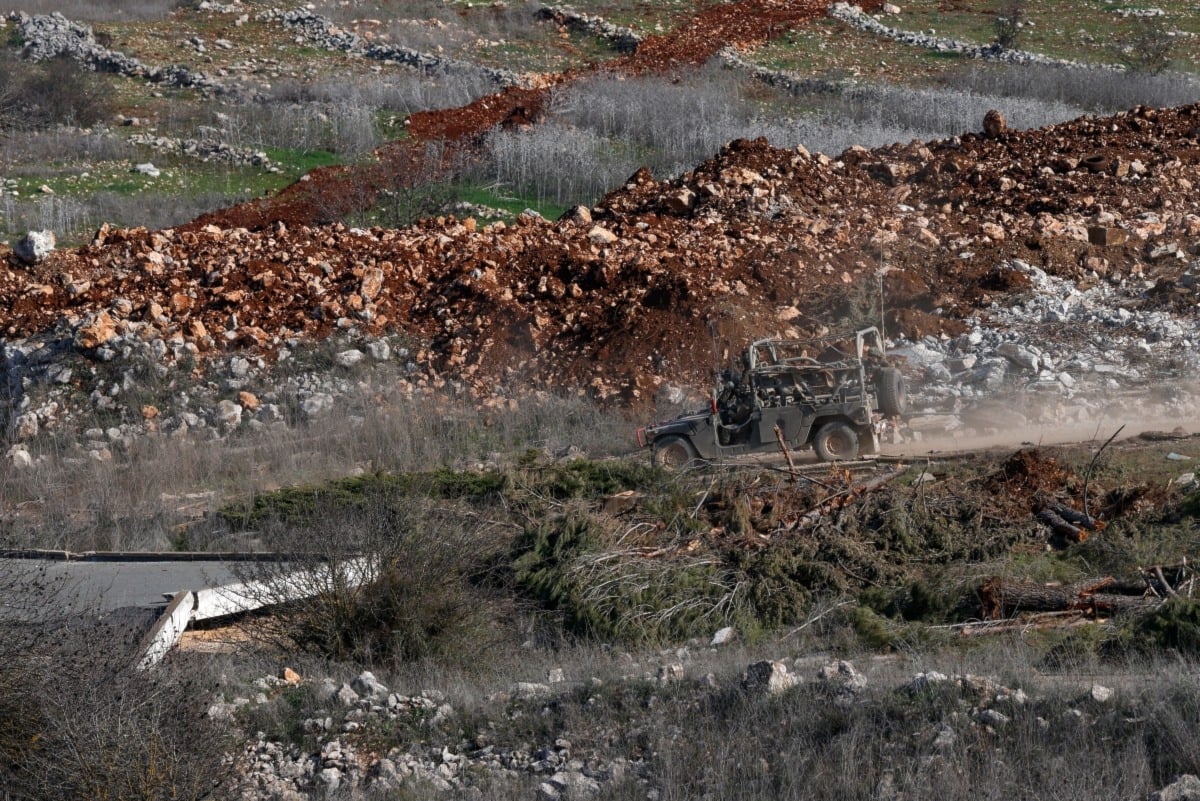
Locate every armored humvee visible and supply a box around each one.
[636,327,905,467]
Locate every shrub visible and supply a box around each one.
[1125,597,1200,656]
[992,1,1026,49]
[0,576,225,801]
[231,494,513,668]
[1115,16,1176,75]
[346,141,463,228]
[0,54,114,131]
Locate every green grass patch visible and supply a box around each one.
[220,457,662,529]
[456,183,569,221]
[263,147,342,173]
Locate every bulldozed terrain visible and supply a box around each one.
[3,1,1200,799]
[1,1,1199,408]
[7,90,1200,405]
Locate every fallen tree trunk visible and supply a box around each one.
[979,576,1115,619]
[948,611,1093,637]
[1035,507,1086,543]
[1087,592,1161,616]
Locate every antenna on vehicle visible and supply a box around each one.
[708,317,722,382]
[878,241,889,343]
[707,318,721,416]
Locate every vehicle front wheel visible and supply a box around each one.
[652,436,699,470]
[813,421,859,462]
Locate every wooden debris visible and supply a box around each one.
[977,561,1199,627]
[979,576,1114,620]
[1035,500,1104,544]
[774,424,798,482]
[936,610,1094,637]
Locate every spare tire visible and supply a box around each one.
[875,367,907,416]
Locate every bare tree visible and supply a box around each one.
[1116,16,1176,74]
[992,1,1026,49]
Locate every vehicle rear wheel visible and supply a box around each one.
[813,421,859,462]
[875,367,907,416]
[652,436,698,470]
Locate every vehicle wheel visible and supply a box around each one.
[813,421,859,462]
[875,367,907,416]
[652,436,698,470]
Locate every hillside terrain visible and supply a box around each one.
[3,2,1200,801]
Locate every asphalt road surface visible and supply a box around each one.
[0,554,242,623]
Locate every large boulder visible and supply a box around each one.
[74,311,118,349]
[743,660,798,695]
[1154,775,1200,801]
[13,230,55,264]
[983,109,1007,138]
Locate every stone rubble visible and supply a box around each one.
[217,657,1147,800]
[128,133,278,172]
[536,4,643,53]
[9,3,516,108]
[226,669,630,801]
[9,11,231,96]
[259,7,525,89]
[893,256,1200,440]
[830,2,1129,71]
[717,45,844,96]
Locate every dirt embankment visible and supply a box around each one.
[5,102,1200,405]
[3,1,1199,409]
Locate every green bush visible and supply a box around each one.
[220,468,508,528]
[1127,597,1200,656]
[233,491,513,667]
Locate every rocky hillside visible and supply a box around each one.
[2,1,1200,455]
[4,104,1200,436]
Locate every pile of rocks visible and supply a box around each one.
[260,8,524,88]
[891,256,1200,439]
[717,45,843,96]
[220,657,1181,801]
[9,12,230,95]
[128,132,278,171]
[225,669,630,801]
[1,323,424,468]
[829,2,1127,71]
[536,4,643,53]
